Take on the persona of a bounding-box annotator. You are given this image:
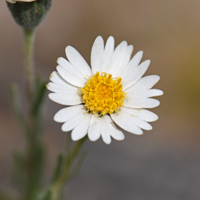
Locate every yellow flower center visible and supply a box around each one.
[80,72,126,116]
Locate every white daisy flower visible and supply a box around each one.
[47,36,163,144]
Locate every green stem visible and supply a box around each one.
[24,28,35,103]
[23,28,45,200]
[51,137,87,200]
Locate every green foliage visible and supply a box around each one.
[12,151,26,191]
[6,0,52,29]
[10,84,27,134]
[67,150,88,182]
[6,10,88,199]
[9,78,88,200]
[31,75,47,117]
[9,75,47,200]
[52,154,64,183]
[43,190,53,200]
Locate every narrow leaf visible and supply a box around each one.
[67,150,88,182]
[31,75,47,116]
[10,83,27,133]
[52,154,64,183]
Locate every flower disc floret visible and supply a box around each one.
[80,72,127,115]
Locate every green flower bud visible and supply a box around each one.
[6,0,52,30]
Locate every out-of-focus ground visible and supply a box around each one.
[0,0,200,199]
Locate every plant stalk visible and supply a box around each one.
[24,28,35,103]
[51,137,87,200]
[23,28,44,200]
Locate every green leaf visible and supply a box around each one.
[52,154,64,183]
[67,150,88,182]
[31,75,47,116]
[27,143,45,197]
[10,83,27,133]
[12,151,26,191]
[37,189,52,200]
[43,190,52,200]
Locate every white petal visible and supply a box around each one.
[125,89,163,99]
[101,129,112,144]
[122,45,134,69]
[71,117,91,141]
[128,51,143,69]
[91,36,104,74]
[88,114,124,144]
[60,117,80,132]
[47,82,73,94]
[109,126,125,141]
[120,50,145,89]
[116,45,134,76]
[65,46,92,77]
[49,71,68,85]
[131,118,152,130]
[125,109,158,122]
[111,107,156,135]
[47,82,82,106]
[121,50,143,80]
[54,105,86,123]
[49,71,83,105]
[101,115,124,143]
[88,115,101,142]
[124,96,160,109]
[145,89,163,97]
[122,59,150,90]
[111,109,142,135]
[127,75,160,90]
[48,93,81,106]
[124,75,162,108]
[56,63,86,87]
[54,105,91,141]
[47,72,82,105]
[101,36,115,73]
[106,41,128,77]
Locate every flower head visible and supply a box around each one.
[47,36,163,144]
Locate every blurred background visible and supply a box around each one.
[0,0,200,199]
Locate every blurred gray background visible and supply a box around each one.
[0,0,200,199]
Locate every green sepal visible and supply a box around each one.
[6,0,52,29]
